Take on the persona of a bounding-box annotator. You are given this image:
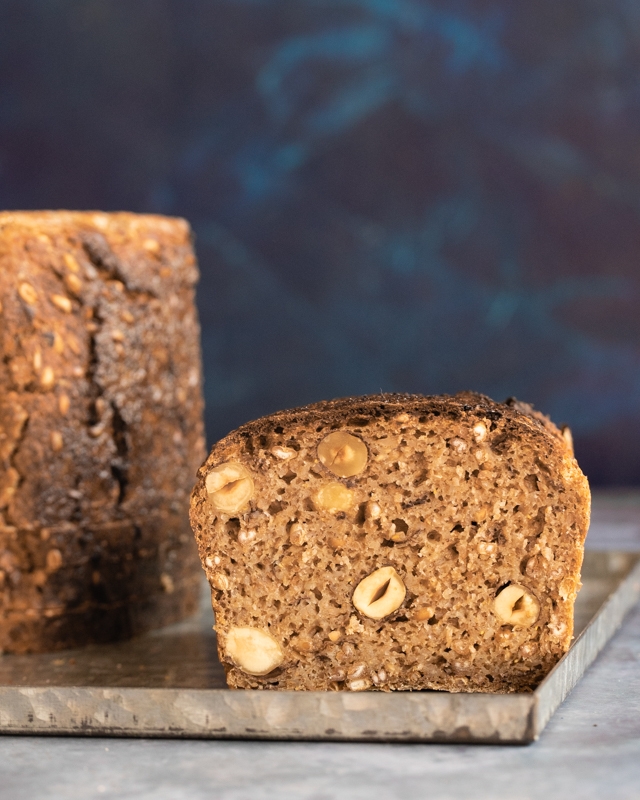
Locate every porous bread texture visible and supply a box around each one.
[190,393,590,693]
[0,211,205,652]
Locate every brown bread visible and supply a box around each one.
[0,211,205,653]
[190,392,590,692]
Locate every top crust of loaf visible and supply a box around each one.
[198,392,572,475]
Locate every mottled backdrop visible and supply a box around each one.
[1,0,639,485]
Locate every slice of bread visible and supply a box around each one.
[190,393,590,692]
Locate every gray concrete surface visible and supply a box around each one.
[0,499,638,800]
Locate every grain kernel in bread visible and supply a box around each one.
[190,392,590,693]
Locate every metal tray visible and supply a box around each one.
[0,550,638,744]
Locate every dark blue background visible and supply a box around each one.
[2,0,640,485]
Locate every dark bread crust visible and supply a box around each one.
[191,392,590,693]
[0,211,205,652]
[202,392,570,463]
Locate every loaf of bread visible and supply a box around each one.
[0,211,205,653]
[190,393,590,692]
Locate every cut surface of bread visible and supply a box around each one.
[0,211,205,652]
[190,393,590,693]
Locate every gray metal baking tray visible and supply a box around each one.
[0,550,638,744]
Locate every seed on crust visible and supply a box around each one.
[18,282,38,305]
[50,294,72,313]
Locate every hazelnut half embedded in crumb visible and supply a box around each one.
[493,584,540,628]
[353,566,406,620]
[205,462,254,514]
[314,482,354,513]
[317,431,368,477]
[225,626,284,675]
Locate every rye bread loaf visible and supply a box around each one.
[0,211,205,653]
[190,393,590,693]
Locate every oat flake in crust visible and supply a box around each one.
[190,393,590,693]
[0,211,205,653]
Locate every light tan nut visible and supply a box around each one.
[50,431,63,452]
[364,500,381,520]
[89,422,107,438]
[32,569,47,588]
[51,294,72,313]
[111,329,125,342]
[372,668,387,686]
[328,536,347,549]
[143,238,160,252]
[561,425,574,454]
[317,431,368,477]
[288,523,306,546]
[328,630,342,643]
[473,422,487,442]
[450,438,467,453]
[46,549,63,572]
[225,627,284,676]
[237,529,256,545]
[348,663,367,679]
[291,637,315,654]
[519,642,538,659]
[64,273,83,294]
[205,462,254,514]
[559,577,575,601]
[160,573,175,594]
[348,679,371,691]
[414,607,435,622]
[33,349,42,371]
[67,334,81,355]
[271,446,295,460]
[314,482,354,513]
[493,584,540,627]
[18,282,38,305]
[211,573,229,591]
[353,566,406,620]
[63,253,80,273]
[477,541,497,556]
[40,367,55,391]
[58,394,70,415]
[53,333,65,354]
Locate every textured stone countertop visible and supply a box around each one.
[1,491,639,800]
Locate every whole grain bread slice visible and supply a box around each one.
[190,392,590,692]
